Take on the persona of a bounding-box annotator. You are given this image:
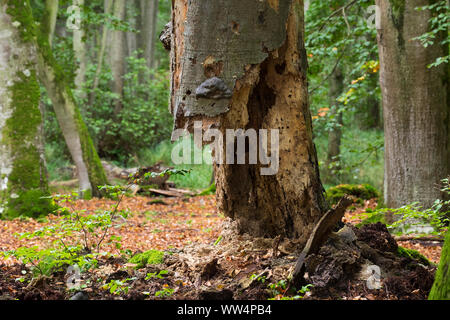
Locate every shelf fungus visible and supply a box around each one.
[195,77,233,100]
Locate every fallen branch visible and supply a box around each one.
[394,235,444,242]
[290,196,353,287]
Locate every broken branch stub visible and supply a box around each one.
[291,196,353,286]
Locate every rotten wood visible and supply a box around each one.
[290,196,353,286]
[145,188,194,198]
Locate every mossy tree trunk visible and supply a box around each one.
[45,0,58,46]
[429,230,450,300]
[376,0,450,208]
[0,0,56,218]
[37,0,108,198]
[170,0,327,244]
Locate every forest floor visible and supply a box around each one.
[0,195,443,300]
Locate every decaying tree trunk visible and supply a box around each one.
[170,0,327,244]
[376,0,450,208]
[0,0,55,218]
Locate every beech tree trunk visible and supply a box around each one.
[45,0,58,46]
[376,0,450,208]
[170,0,327,244]
[326,67,344,175]
[73,0,87,100]
[109,0,126,114]
[89,0,113,107]
[37,1,109,198]
[0,0,55,218]
[138,0,158,70]
[126,1,138,58]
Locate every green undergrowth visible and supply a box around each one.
[397,246,432,266]
[198,183,216,196]
[356,208,387,227]
[138,139,213,191]
[128,250,165,269]
[326,183,379,205]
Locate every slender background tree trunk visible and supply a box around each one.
[139,0,159,70]
[326,67,344,177]
[45,0,58,47]
[109,0,126,115]
[73,0,87,101]
[89,0,113,107]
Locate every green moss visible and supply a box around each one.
[356,210,387,227]
[1,70,57,219]
[199,183,216,196]
[389,0,406,47]
[75,108,109,198]
[429,231,450,300]
[389,0,406,20]
[5,0,37,43]
[326,184,379,206]
[128,250,165,269]
[397,246,431,266]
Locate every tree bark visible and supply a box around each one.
[109,0,126,114]
[138,0,158,70]
[376,0,450,208]
[126,1,138,58]
[37,2,109,198]
[0,0,55,218]
[429,230,450,300]
[88,0,113,107]
[73,0,87,101]
[170,0,327,244]
[45,0,58,47]
[326,66,344,175]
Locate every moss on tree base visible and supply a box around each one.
[0,2,56,219]
[429,231,450,300]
